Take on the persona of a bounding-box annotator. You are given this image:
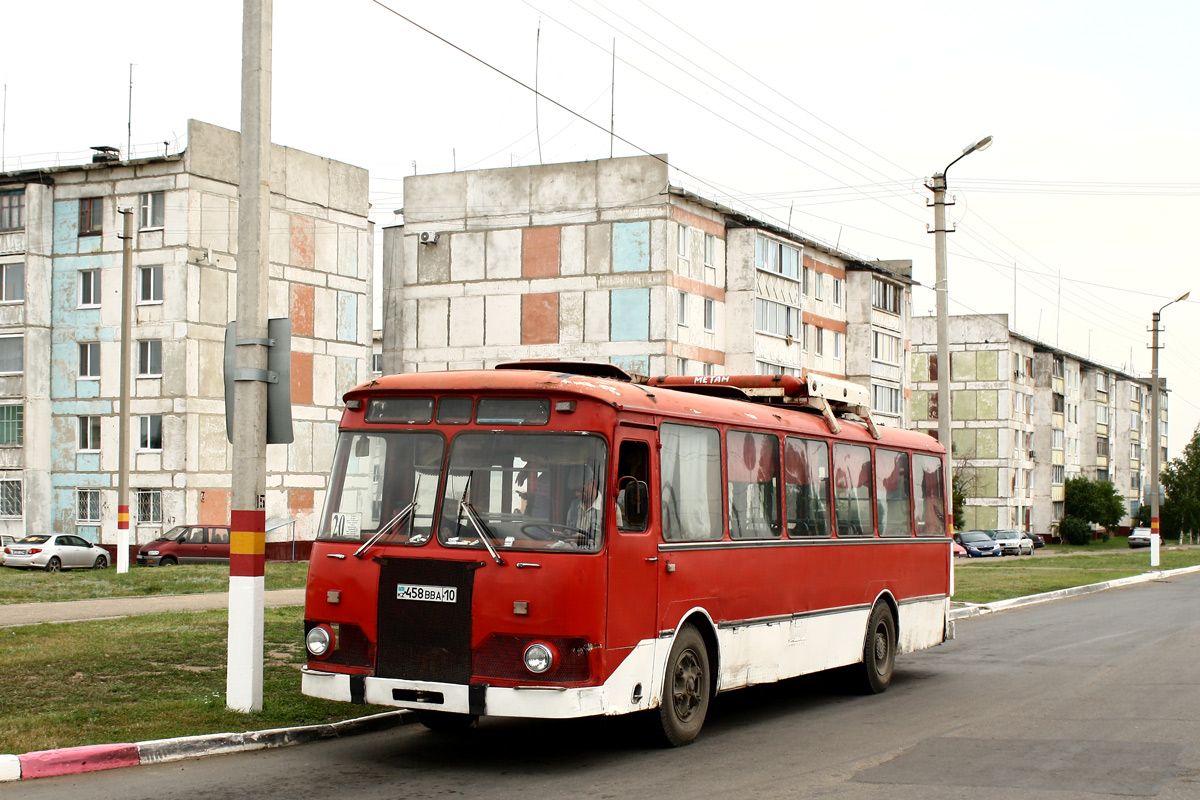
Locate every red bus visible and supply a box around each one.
[302,363,953,745]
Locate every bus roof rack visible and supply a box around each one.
[647,372,881,440]
[494,360,641,383]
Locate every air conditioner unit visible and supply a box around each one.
[418,231,439,245]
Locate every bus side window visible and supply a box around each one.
[727,430,781,539]
[785,437,831,537]
[616,440,650,532]
[660,423,722,541]
[913,453,947,535]
[876,449,913,537]
[833,443,873,537]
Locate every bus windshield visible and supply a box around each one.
[317,431,444,543]
[438,432,607,553]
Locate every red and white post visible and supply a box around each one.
[227,0,272,713]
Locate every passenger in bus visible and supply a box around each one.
[516,467,551,519]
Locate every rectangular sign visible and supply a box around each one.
[396,584,458,603]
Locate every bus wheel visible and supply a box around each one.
[655,625,710,747]
[416,710,477,733]
[859,603,896,694]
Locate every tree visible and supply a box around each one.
[952,471,967,532]
[1064,476,1125,530]
[1160,425,1200,541]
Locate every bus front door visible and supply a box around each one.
[605,437,658,661]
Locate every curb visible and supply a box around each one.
[0,710,412,783]
[949,562,1200,620]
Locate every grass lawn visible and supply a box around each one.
[0,562,310,604]
[0,605,387,754]
[952,546,1200,604]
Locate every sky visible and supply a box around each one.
[3,0,1198,452]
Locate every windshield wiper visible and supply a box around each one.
[458,473,505,566]
[353,476,420,559]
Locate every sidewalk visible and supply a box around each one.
[0,588,305,628]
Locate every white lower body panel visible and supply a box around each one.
[302,595,948,719]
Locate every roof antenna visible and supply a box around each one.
[127,64,134,160]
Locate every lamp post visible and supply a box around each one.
[1149,291,1188,548]
[928,135,993,525]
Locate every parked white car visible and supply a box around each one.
[990,529,1035,556]
[1128,528,1154,548]
[2,534,110,571]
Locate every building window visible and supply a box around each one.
[677,224,688,259]
[139,414,163,451]
[802,323,810,352]
[704,298,715,331]
[755,235,799,280]
[1097,404,1109,425]
[872,331,901,365]
[0,191,24,231]
[139,265,163,304]
[79,269,101,307]
[1052,465,1065,485]
[138,340,162,377]
[77,489,101,523]
[702,362,714,376]
[1053,393,1065,414]
[704,233,716,267]
[814,326,825,357]
[137,488,162,524]
[756,359,802,377]
[371,353,383,374]
[872,384,901,415]
[833,331,844,361]
[871,279,901,314]
[79,342,100,380]
[833,277,843,307]
[79,197,103,236]
[0,405,23,446]
[139,192,165,230]
[78,416,101,452]
[0,479,21,517]
[0,336,22,374]
[678,291,688,326]
[1052,356,1064,378]
[813,271,824,301]
[755,298,801,338]
[802,267,811,296]
[0,263,23,303]
[677,357,688,375]
[1052,429,1064,450]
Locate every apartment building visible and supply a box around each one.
[381,155,914,424]
[0,120,372,548]
[910,314,1157,534]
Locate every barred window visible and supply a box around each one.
[0,480,21,517]
[137,488,162,523]
[0,191,24,231]
[0,405,22,446]
[77,489,101,523]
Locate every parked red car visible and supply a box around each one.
[137,525,231,566]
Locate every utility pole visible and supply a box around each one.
[227,0,272,713]
[927,136,993,524]
[1149,291,1189,557]
[117,208,134,573]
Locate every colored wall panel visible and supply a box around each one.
[522,227,561,278]
[610,288,650,341]
[612,222,650,273]
[521,293,560,345]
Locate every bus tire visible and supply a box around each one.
[416,710,477,733]
[655,624,710,747]
[858,602,896,694]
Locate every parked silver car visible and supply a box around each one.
[990,529,1035,556]
[2,534,110,571]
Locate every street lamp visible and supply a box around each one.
[1149,290,1189,546]
[927,136,993,527]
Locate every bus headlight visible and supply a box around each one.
[523,642,555,675]
[306,624,335,658]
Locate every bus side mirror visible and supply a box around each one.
[623,480,649,527]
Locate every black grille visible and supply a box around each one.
[375,558,477,684]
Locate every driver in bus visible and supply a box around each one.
[563,465,603,548]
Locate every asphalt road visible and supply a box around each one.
[8,572,1200,799]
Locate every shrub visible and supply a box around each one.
[1059,515,1093,546]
